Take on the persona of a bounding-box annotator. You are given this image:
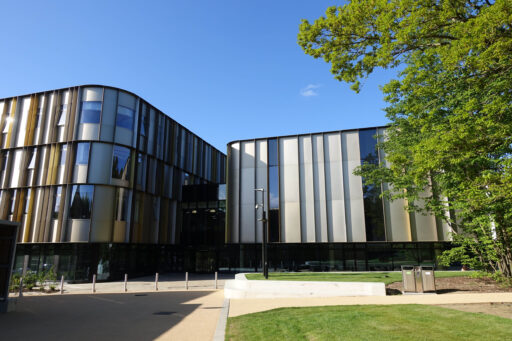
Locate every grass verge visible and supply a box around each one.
[226,304,512,341]
[245,271,468,284]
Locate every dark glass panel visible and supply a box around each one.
[52,186,62,219]
[116,105,134,130]
[69,185,93,219]
[80,101,101,124]
[112,145,131,180]
[268,166,279,209]
[268,138,278,166]
[359,129,386,241]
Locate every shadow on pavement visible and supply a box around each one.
[0,291,214,341]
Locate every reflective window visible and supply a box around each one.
[27,150,36,169]
[80,101,101,124]
[60,145,67,165]
[268,138,278,166]
[267,138,280,242]
[57,104,67,126]
[52,187,62,219]
[24,189,31,214]
[358,129,385,241]
[114,188,129,221]
[116,105,134,130]
[8,190,16,215]
[112,145,131,180]
[75,142,90,165]
[69,185,94,219]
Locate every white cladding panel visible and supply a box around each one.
[228,143,240,242]
[68,219,90,242]
[312,135,328,242]
[240,141,255,242]
[279,137,301,242]
[88,143,113,184]
[324,133,346,242]
[342,132,366,242]
[299,136,316,242]
[255,140,267,243]
[82,87,103,101]
[16,97,31,147]
[377,129,412,241]
[100,89,117,142]
[413,210,438,241]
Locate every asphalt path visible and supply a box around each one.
[0,291,216,340]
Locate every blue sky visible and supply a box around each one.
[0,1,397,152]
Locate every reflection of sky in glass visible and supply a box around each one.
[269,166,279,209]
[112,146,131,179]
[76,143,90,165]
[218,184,226,200]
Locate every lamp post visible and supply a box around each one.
[255,188,268,279]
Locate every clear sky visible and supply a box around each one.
[0,1,397,152]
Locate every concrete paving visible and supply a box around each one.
[228,292,512,317]
[1,290,224,341]
[39,273,233,295]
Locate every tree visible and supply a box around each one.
[298,0,512,277]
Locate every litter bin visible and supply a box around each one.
[401,265,416,293]
[420,266,436,293]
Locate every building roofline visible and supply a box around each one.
[226,124,390,146]
[0,84,226,156]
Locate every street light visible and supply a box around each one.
[255,188,268,279]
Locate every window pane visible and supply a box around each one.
[116,105,134,130]
[27,150,36,169]
[268,138,278,166]
[80,101,101,124]
[358,129,385,241]
[76,143,90,165]
[24,189,31,214]
[52,187,62,219]
[114,188,129,221]
[69,185,94,219]
[112,145,131,180]
[60,145,67,165]
[57,104,67,126]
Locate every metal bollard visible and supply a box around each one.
[185,272,188,290]
[92,274,96,293]
[124,274,128,292]
[215,271,218,289]
[19,277,23,297]
[60,275,64,294]
[155,273,159,291]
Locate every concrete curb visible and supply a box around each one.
[213,298,230,341]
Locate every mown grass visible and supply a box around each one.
[226,304,512,341]
[245,271,468,285]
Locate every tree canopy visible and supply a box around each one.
[298,0,512,277]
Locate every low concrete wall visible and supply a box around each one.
[224,274,386,299]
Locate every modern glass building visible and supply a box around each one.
[226,128,453,271]
[0,85,226,280]
[2,85,454,281]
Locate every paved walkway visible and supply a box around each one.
[12,273,233,296]
[228,292,512,317]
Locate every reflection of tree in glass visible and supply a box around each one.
[361,147,385,241]
[69,186,93,219]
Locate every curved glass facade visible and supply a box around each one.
[0,85,226,246]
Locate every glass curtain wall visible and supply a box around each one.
[358,129,386,241]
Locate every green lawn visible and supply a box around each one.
[226,304,512,341]
[245,271,468,285]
